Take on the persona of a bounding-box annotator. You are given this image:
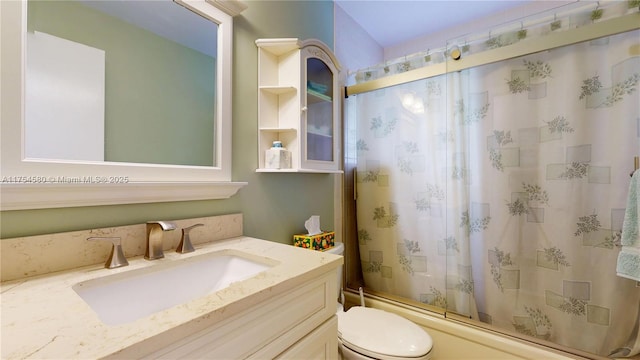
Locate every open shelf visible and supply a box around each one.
[260,86,296,95]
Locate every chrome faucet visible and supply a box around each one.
[145,221,177,260]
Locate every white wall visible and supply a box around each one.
[335,1,576,74]
[26,31,105,161]
[334,4,383,82]
[384,1,576,60]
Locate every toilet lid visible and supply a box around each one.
[338,307,433,358]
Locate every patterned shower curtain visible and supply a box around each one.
[353,30,640,357]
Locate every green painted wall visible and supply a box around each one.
[0,0,336,245]
[27,0,215,166]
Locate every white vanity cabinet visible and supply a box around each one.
[0,232,342,359]
[140,270,338,359]
[256,38,342,173]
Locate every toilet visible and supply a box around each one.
[325,242,433,360]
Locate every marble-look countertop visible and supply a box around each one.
[1,236,342,359]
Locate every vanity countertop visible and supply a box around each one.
[0,236,342,359]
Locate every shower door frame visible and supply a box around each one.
[341,12,640,360]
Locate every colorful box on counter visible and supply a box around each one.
[293,231,335,251]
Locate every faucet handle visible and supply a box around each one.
[176,223,204,254]
[88,236,129,269]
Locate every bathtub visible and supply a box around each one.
[343,291,584,360]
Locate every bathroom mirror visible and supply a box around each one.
[0,0,248,210]
[26,0,218,167]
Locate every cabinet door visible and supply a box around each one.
[301,46,340,171]
[276,316,338,360]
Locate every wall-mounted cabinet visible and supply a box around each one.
[256,38,342,173]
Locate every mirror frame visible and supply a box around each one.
[0,0,247,210]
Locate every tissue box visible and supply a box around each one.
[265,147,292,169]
[293,231,335,250]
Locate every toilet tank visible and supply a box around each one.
[324,242,344,298]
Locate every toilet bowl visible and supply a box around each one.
[325,242,433,360]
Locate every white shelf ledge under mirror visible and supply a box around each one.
[0,182,247,211]
[256,168,342,174]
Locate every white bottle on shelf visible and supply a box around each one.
[265,141,292,169]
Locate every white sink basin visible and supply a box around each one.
[73,250,275,326]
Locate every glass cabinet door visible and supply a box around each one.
[305,57,334,163]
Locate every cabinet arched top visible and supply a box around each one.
[300,39,341,72]
[255,38,341,72]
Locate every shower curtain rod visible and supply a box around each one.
[345,13,640,97]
